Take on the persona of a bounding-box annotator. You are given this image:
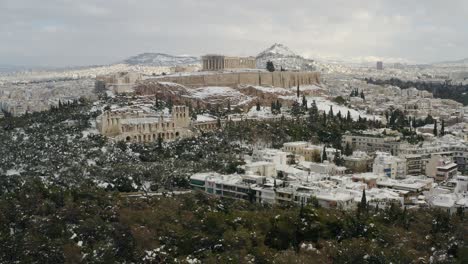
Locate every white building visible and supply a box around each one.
[425,154,458,182]
[245,161,277,177]
[373,152,407,179]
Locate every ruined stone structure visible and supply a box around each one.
[97,106,192,143]
[155,71,320,88]
[96,105,221,143]
[96,72,142,94]
[202,55,256,71]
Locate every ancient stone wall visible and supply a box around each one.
[153,71,320,88]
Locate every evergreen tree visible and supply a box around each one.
[441,120,445,136]
[344,142,353,156]
[302,95,308,109]
[433,120,438,136]
[321,146,327,162]
[297,85,300,98]
[328,105,334,119]
[271,101,276,114]
[346,110,352,122]
[266,61,275,72]
[157,135,163,149]
[358,189,367,216]
[256,101,261,111]
[322,112,327,125]
[291,101,302,117]
[276,100,282,113]
[167,97,173,113]
[334,151,344,166]
[360,91,365,100]
[227,100,231,112]
[336,110,342,120]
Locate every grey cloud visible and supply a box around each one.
[0,0,466,66]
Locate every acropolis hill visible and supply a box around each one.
[153,71,321,88]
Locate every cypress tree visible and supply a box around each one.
[344,142,353,156]
[256,101,261,111]
[302,95,308,109]
[322,146,327,162]
[266,61,275,72]
[297,85,300,98]
[347,110,352,122]
[441,120,445,136]
[433,120,438,136]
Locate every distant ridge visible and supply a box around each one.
[433,58,468,66]
[122,53,200,67]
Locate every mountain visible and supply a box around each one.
[432,58,468,67]
[123,53,200,67]
[255,43,351,73]
[256,43,316,71]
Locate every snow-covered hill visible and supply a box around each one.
[123,53,200,67]
[255,43,351,74]
[256,43,316,71]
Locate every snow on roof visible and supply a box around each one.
[283,141,309,147]
[195,114,216,122]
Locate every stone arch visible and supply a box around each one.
[126,136,131,142]
[175,132,180,137]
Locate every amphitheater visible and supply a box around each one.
[154,71,320,88]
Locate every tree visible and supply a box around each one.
[266,61,275,72]
[358,189,367,216]
[346,110,352,122]
[302,95,308,109]
[433,120,438,136]
[290,101,302,117]
[334,151,344,166]
[360,91,365,100]
[157,135,163,149]
[276,100,282,113]
[441,120,445,136]
[321,146,327,162]
[328,105,334,119]
[336,110,342,120]
[344,142,353,156]
[297,85,300,98]
[256,101,261,111]
[167,97,173,113]
[271,101,277,114]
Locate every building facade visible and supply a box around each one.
[97,105,192,143]
[202,55,256,71]
[372,152,407,179]
[425,155,458,182]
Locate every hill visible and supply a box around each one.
[123,53,200,67]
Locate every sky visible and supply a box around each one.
[1,0,467,67]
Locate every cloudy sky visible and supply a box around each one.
[1,0,467,67]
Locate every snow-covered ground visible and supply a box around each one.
[307,96,382,121]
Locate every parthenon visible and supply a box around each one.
[202,55,256,71]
